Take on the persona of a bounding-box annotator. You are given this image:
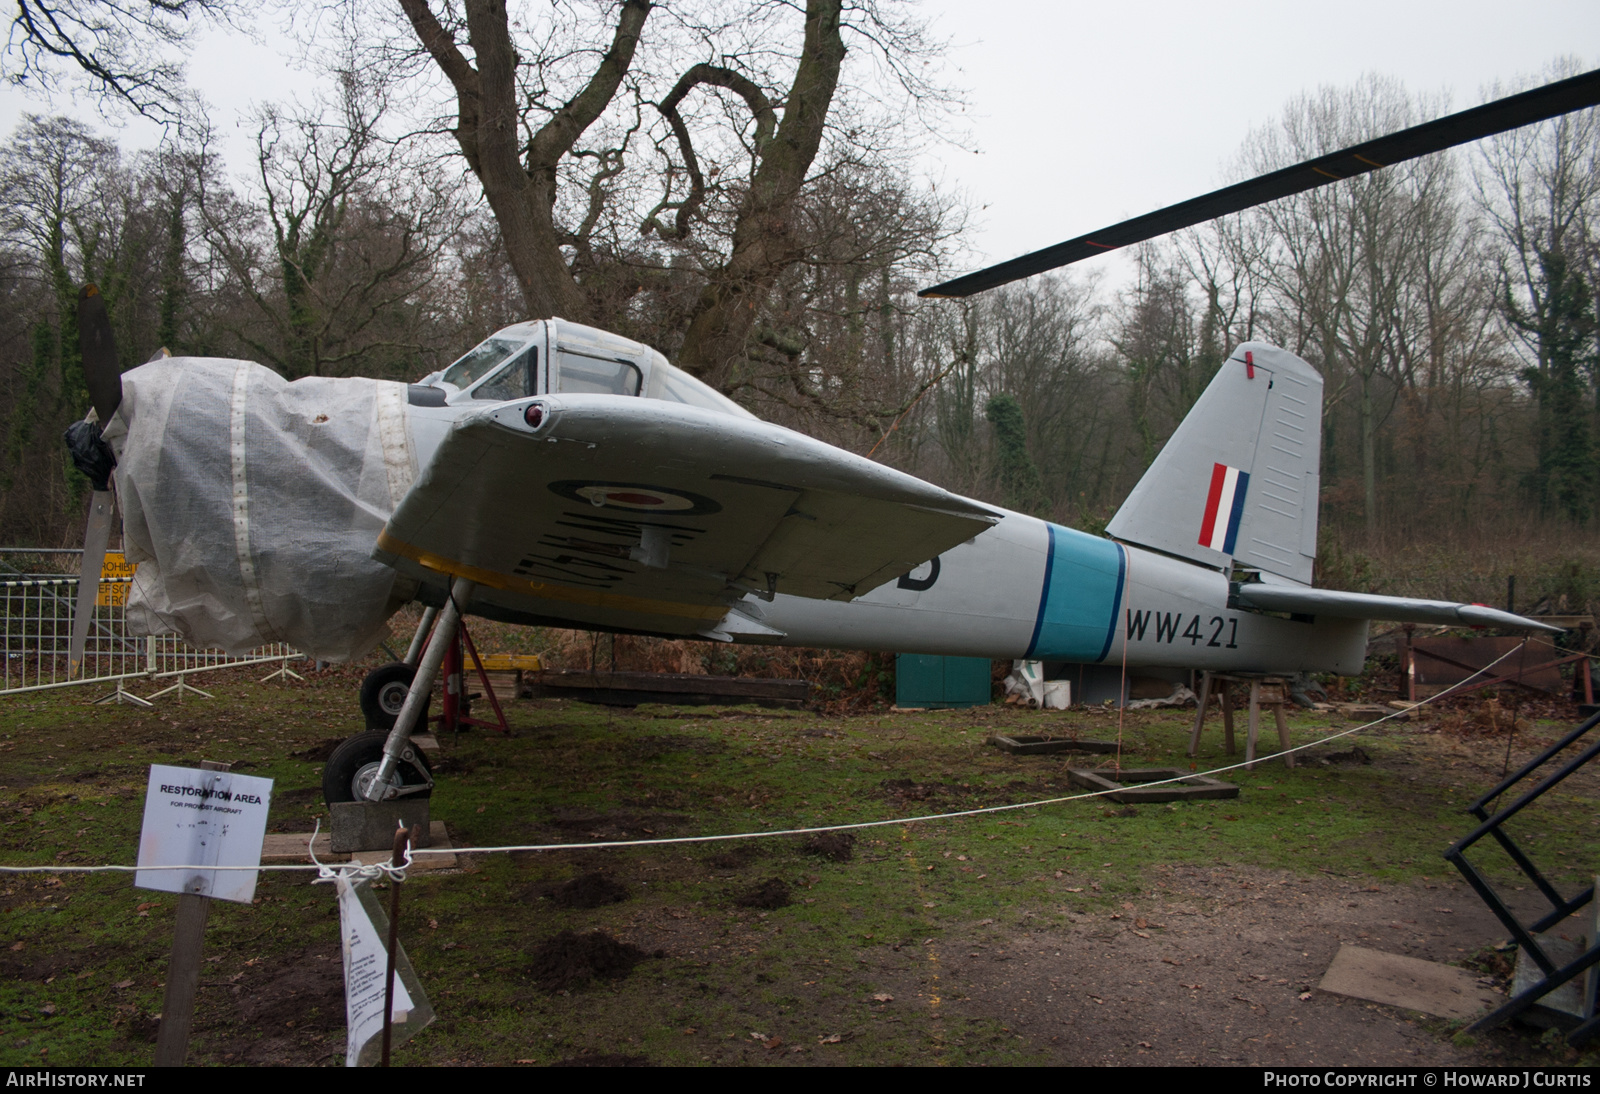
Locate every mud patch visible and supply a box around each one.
[528,930,651,991]
[547,808,681,837]
[733,878,791,910]
[802,832,855,862]
[549,872,629,909]
[289,740,342,762]
[1319,746,1373,766]
[551,1053,652,1066]
[199,943,346,1065]
[879,778,984,803]
[706,845,760,871]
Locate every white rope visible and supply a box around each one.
[0,640,1528,874]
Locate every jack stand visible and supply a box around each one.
[143,672,215,703]
[92,678,154,708]
[260,657,305,683]
[432,618,510,736]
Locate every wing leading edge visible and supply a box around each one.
[1233,584,1562,633]
[375,395,1000,635]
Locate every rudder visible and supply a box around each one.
[1105,342,1322,584]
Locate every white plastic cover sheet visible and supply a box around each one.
[101,358,416,661]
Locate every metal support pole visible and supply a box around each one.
[403,607,439,668]
[381,824,411,1068]
[366,580,473,800]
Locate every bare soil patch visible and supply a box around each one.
[549,872,630,909]
[529,930,653,991]
[933,866,1552,1066]
[732,878,792,910]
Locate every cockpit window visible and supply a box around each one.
[440,336,520,389]
[556,346,642,396]
[471,347,536,401]
[650,363,756,419]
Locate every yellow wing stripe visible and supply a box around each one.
[375,530,729,622]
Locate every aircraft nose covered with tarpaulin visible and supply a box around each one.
[102,358,421,661]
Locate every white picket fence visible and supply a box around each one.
[0,549,301,702]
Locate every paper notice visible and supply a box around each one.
[336,874,434,1067]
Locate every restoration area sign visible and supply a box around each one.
[134,764,274,903]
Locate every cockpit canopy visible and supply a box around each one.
[422,318,754,420]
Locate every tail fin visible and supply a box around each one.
[1105,342,1322,584]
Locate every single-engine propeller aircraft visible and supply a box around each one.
[64,68,1598,808]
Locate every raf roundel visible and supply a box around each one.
[547,480,723,516]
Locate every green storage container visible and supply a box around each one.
[895,654,992,709]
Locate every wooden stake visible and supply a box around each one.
[153,759,228,1068]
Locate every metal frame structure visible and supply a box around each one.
[0,552,301,701]
[1448,711,1600,1046]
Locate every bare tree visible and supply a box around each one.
[3,0,234,122]
[392,0,952,390]
[1474,58,1600,519]
[196,73,463,379]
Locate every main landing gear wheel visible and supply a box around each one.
[322,730,434,805]
[360,661,422,730]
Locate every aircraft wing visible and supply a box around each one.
[374,395,1001,635]
[1232,584,1563,633]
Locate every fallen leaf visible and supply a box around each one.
[871,993,893,1003]
[818,1033,842,1044]
[764,1037,785,1052]
[8,942,22,952]
[114,980,133,989]
[1065,886,1083,893]
[1299,991,1313,1001]
[1135,917,1148,929]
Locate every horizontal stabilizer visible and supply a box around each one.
[1233,584,1562,633]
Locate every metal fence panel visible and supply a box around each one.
[0,549,300,699]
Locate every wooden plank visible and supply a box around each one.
[153,759,228,1067]
[528,670,809,700]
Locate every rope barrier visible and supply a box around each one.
[0,640,1529,876]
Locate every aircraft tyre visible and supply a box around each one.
[322,730,434,805]
[360,661,420,729]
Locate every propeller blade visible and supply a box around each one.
[67,490,115,678]
[77,284,123,423]
[921,66,1600,299]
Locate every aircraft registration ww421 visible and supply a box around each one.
[64,68,1596,808]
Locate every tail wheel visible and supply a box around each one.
[321,730,433,805]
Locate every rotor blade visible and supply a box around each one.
[921,67,1600,299]
[77,284,123,423]
[67,490,116,679]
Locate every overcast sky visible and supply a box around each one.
[2,0,1597,292]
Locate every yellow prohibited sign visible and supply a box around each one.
[96,551,135,607]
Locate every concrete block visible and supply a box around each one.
[330,799,432,853]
